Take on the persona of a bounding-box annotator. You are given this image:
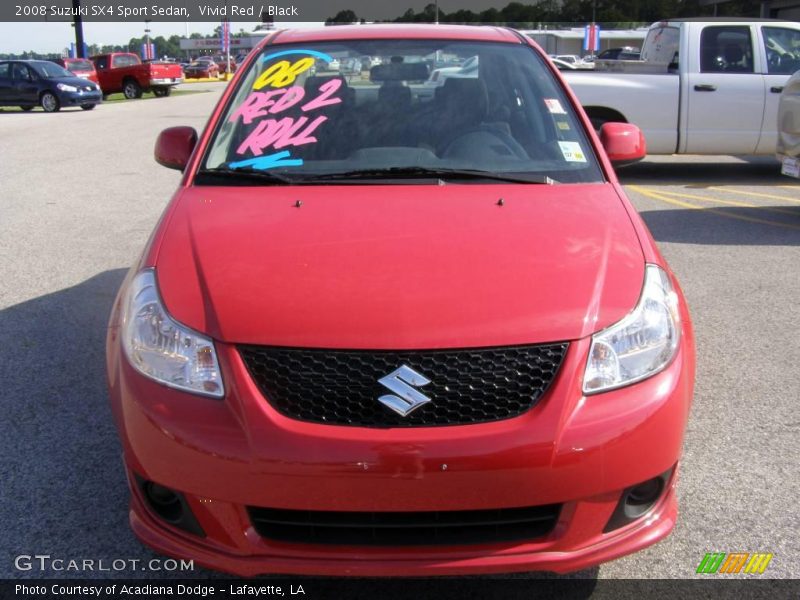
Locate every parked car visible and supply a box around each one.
[425,54,478,89]
[597,46,641,60]
[777,68,800,178]
[52,57,99,84]
[551,57,579,70]
[91,52,182,99]
[212,55,237,74]
[107,24,694,577]
[184,58,219,79]
[0,60,101,112]
[564,19,800,153]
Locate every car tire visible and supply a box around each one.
[153,87,171,97]
[19,105,35,111]
[123,80,143,100]
[40,92,60,113]
[81,104,96,111]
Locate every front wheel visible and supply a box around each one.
[152,87,171,97]
[40,92,60,113]
[122,80,143,100]
[80,104,96,111]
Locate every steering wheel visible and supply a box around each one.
[442,127,529,161]
[768,51,783,71]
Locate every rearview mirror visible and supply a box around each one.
[599,122,646,167]
[154,126,198,171]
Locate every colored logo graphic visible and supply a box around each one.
[696,552,773,574]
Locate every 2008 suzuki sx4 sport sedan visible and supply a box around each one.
[106,25,695,576]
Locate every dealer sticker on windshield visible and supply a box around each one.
[781,156,800,178]
[544,98,566,114]
[558,141,586,163]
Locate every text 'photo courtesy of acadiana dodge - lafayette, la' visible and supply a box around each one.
[15,584,306,596]
[36,4,300,19]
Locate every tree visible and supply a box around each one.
[326,10,358,24]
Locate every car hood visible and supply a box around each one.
[154,184,644,349]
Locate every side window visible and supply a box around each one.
[700,26,754,73]
[763,27,800,74]
[95,56,108,70]
[11,64,32,81]
[113,55,138,68]
[0,63,10,79]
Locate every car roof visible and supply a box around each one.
[263,24,522,47]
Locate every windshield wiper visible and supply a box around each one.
[310,167,557,185]
[195,167,300,186]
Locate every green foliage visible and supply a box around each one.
[385,0,762,24]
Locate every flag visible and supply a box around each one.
[220,20,230,54]
[584,24,601,52]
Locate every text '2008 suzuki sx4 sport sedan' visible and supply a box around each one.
[106,24,695,576]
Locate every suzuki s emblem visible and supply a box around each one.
[378,365,432,417]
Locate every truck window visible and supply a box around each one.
[0,63,9,79]
[112,55,139,68]
[762,26,800,74]
[640,25,680,64]
[95,56,108,70]
[700,26,754,73]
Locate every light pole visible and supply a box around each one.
[144,19,152,59]
[71,0,85,58]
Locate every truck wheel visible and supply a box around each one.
[80,104,96,111]
[153,87,171,97]
[19,105,35,111]
[40,92,60,113]
[123,80,143,100]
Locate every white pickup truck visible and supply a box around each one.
[563,19,800,155]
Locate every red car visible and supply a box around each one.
[107,24,695,576]
[53,57,99,84]
[184,56,220,79]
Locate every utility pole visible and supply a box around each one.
[71,0,85,58]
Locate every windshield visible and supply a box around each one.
[32,62,74,79]
[65,59,93,71]
[202,39,603,184]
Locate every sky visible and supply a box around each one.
[0,21,324,54]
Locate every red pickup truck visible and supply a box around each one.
[90,53,182,99]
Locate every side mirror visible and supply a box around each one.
[599,122,646,167]
[155,126,198,171]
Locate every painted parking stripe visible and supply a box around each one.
[706,186,800,205]
[654,189,800,218]
[627,185,800,231]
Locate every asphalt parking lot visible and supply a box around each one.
[0,86,798,582]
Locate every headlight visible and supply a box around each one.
[57,83,78,92]
[583,265,680,394]
[122,269,224,398]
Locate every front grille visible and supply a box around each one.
[238,343,568,427]
[247,504,562,546]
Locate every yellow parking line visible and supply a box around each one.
[706,186,800,204]
[627,185,800,231]
[655,189,799,218]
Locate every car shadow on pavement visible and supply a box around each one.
[639,206,800,246]
[0,270,599,592]
[617,157,794,187]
